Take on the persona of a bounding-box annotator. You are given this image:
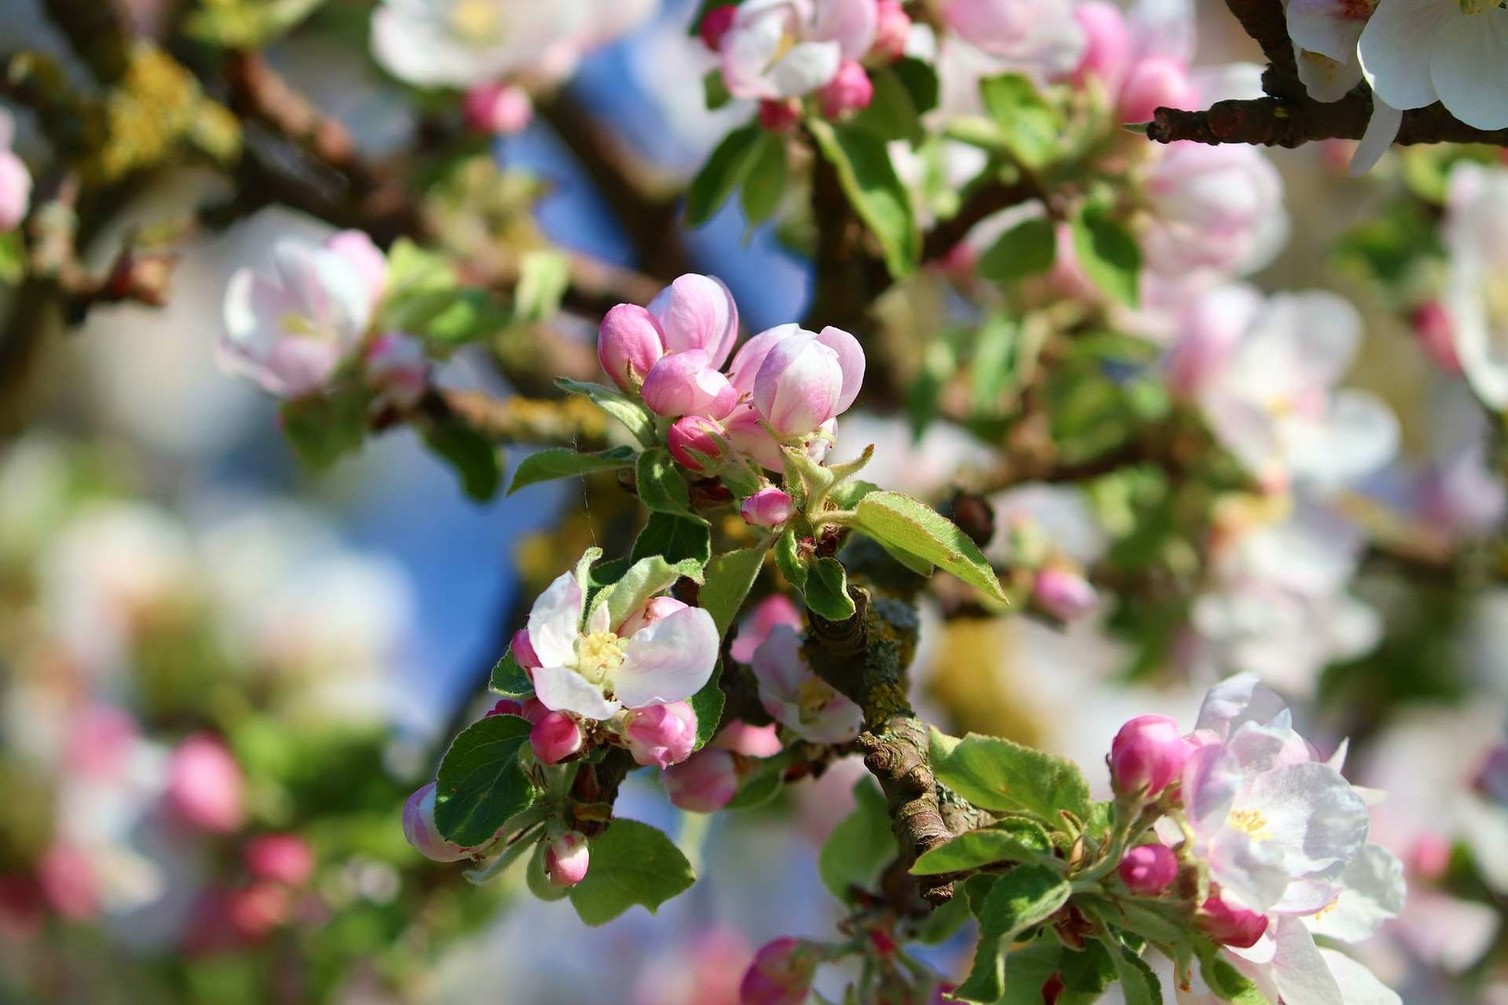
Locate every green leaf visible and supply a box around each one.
[700,548,767,635]
[489,651,531,697]
[557,378,657,447]
[1111,944,1163,1005]
[567,819,695,925]
[852,491,1006,603]
[686,124,764,227]
[1198,948,1272,1005]
[912,888,972,944]
[689,662,724,750]
[954,865,1072,1002]
[1059,939,1115,997]
[892,57,940,116]
[421,414,503,501]
[978,215,1057,282]
[279,391,367,471]
[979,74,1061,169]
[994,936,1065,1005]
[808,120,919,278]
[422,289,511,344]
[434,715,536,847]
[631,513,712,566]
[703,69,733,111]
[513,249,569,323]
[740,132,789,228]
[725,755,786,809]
[185,0,326,47]
[910,818,1053,875]
[1070,204,1142,307]
[970,315,1021,414]
[849,65,924,144]
[597,554,706,633]
[636,447,703,520]
[818,778,896,903]
[929,730,1093,823]
[805,557,856,621]
[379,239,457,329]
[0,230,24,284]
[509,445,638,495]
[775,528,808,595]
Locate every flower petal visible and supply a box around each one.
[1431,11,1508,131]
[613,606,720,707]
[815,326,865,414]
[532,665,620,720]
[527,571,585,668]
[650,273,741,367]
[1358,0,1448,111]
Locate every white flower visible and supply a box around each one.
[1359,0,1508,131]
[0,107,32,232]
[1192,289,1398,492]
[526,561,719,719]
[749,623,862,743]
[219,237,373,399]
[1443,162,1508,409]
[1140,142,1289,280]
[721,0,876,100]
[1287,0,1373,102]
[371,0,583,89]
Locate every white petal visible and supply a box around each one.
[532,664,620,719]
[613,606,719,708]
[1285,390,1400,488]
[1245,762,1369,877]
[1316,950,1401,1005]
[1304,843,1406,943]
[527,571,585,668]
[1431,11,1508,131]
[1288,0,1366,61]
[767,40,842,97]
[1297,49,1364,103]
[1350,98,1402,176]
[1195,673,1290,738]
[1272,917,1344,1005]
[1358,0,1448,111]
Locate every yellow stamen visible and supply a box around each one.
[576,631,626,686]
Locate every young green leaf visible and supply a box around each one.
[636,447,704,521]
[513,249,570,323]
[954,865,1072,1002]
[1071,203,1142,307]
[979,74,1061,169]
[808,120,920,278]
[689,662,724,750]
[805,557,856,621]
[817,779,896,902]
[631,513,712,566]
[775,528,809,596]
[596,554,706,633]
[508,446,639,495]
[567,819,696,926]
[279,390,368,471]
[489,651,531,697]
[686,123,764,227]
[700,547,768,635]
[434,714,536,847]
[929,730,1093,823]
[421,414,504,501]
[978,215,1057,282]
[740,132,790,229]
[557,378,657,446]
[852,491,1007,603]
[1111,944,1164,1005]
[909,818,1054,876]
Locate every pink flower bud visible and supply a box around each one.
[641,349,739,419]
[1117,56,1196,124]
[758,99,802,133]
[166,733,245,834]
[1198,893,1269,949]
[599,303,667,392]
[519,697,549,724]
[511,627,541,669]
[1032,567,1097,621]
[545,831,590,887]
[700,4,738,51]
[1408,834,1452,880]
[752,326,865,437]
[870,1,911,62]
[487,698,525,718]
[463,81,534,135]
[243,834,315,887]
[1411,300,1462,374]
[624,700,699,768]
[228,883,291,940]
[402,782,471,862]
[616,596,690,638]
[364,332,428,409]
[714,720,783,757]
[531,712,585,764]
[0,149,32,233]
[668,415,729,472]
[723,404,786,471]
[647,273,740,365]
[1475,745,1508,807]
[1070,2,1131,88]
[740,937,821,1005]
[1109,715,1194,799]
[742,487,795,529]
[818,61,874,119]
[663,749,741,812]
[323,229,387,308]
[1118,844,1177,895]
[37,846,99,921]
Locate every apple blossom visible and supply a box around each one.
[817,60,874,119]
[1442,162,1508,409]
[545,832,590,887]
[740,937,821,1005]
[731,595,804,664]
[243,834,315,888]
[364,332,429,409]
[524,558,719,720]
[1198,892,1270,949]
[1031,566,1097,621]
[165,733,245,835]
[721,0,876,101]
[220,236,373,399]
[462,81,534,135]
[641,348,740,419]
[624,701,698,768]
[1140,142,1288,280]
[1110,715,1193,799]
[662,748,740,812]
[531,711,585,764]
[1359,0,1508,131]
[668,415,729,472]
[0,109,31,233]
[750,623,862,743]
[600,273,741,398]
[941,0,1084,72]
[403,782,471,862]
[740,324,865,437]
[1118,843,1178,895]
[741,487,794,529]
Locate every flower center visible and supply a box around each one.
[279,313,327,340]
[575,631,626,686]
[795,677,835,722]
[1229,807,1273,841]
[448,0,504,44]
[1479,273,1508,343]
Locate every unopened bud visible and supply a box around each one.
[623,701,698,768]
[740,937,821,1005]
[758,99,802,133]
[1109,715,1194,799]
[700,4,738,51]
[1032,566,1097,621]
[402,782,471,862]
[668,414,729,472]
[663,748,740,812]
[463,81,534,135]
[818,61,874,120]
[741,487,795,529]
[1198,893,1269,949]
[870,1,911,62]
[545,831,590,887]
[1117,843,1177,895]
[531,712,585,764]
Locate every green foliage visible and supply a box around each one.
[909,818,1054,875]
[489,651,531,697]
[379,240,510,345]
[556,378,658,446]
[929,729,1093,823]
[0,231,23,284]
[187,0,327,47]
[512,249,570,323]
[689,662,725,749]
[636,447,705,520]
[954,864,1073,1002]
[279,389,367,471]
[979,74,1062,170]
[595,554,706,633]
[1110,943,1164,1005]
[433,715,536,847]
[418,413,503,502]
[851,491,1008,603]
[700,547,768,635]
[808,120,919,277]
[978,215,1057,282]
[631,513,712,566]
[686,124,765,227]
[818,778,896,903]
[508,445,639,495]
[567,819,696,925]
[741,132,790,230]
[1070,203,1142,306]
[805,556,856,620]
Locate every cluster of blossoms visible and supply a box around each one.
[701,0,912,127]
[0,108,31,234]
[219,227,428,406]
[599,271,865,522]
